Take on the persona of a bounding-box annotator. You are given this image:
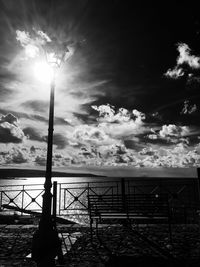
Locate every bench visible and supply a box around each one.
[88,193,172,240]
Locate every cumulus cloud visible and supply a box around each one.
[4,148,28,164]
[139,147,156,156]
[181,100,197,115]
[164,66,184,79]
[92,104,145,124]
[146,124,190,145]
[92,104,128,123]
[0,113,25,143]
[92,104,146,138]
[68,124,119,147]
[66,104,147,159]
[136,143,200,168]
[159,124,189,138]
[164,43,200,79]
[35,155,47,166]
[177,43,200,69]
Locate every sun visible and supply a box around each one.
[33,61,54,84]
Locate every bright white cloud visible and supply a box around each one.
[159,124,189,138]
[177,43,200,69]
[68,124,119,147]
[92,104,145,124]
[92,104,146,138]
[16,28,51,47]
[164,42,200,79]
[164,66,184,79]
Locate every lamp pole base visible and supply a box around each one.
[32,217,64,267]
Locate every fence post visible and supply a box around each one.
[197,169,200,204]
[53,181,57,221]
[21,185,25,216]
[121,178,126,211]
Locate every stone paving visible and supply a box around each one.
[0,224,200,266]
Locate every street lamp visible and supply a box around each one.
[32,42,73,267]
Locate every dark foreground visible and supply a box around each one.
[0,223,200,266]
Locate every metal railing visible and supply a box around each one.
[0,184,44,213]
[0,177,199,224]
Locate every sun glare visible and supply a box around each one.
[34,62,54,84]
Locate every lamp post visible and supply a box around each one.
[32,44,72,267]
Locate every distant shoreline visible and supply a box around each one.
[0,168,105,178]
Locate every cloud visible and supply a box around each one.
[124,139,139,150]
[67,104,147,153]
[164,66,184,79]
[0,113,25,143]
[23,127,44,142]
[186,76,200,91]
[159,124,189,138]
[53,133,68,149]
[145,124,191,146]
[136,143,200,168]
[0,108,48,123]
[16,29,75,64]
[68,124,118,147]
[177,43,200,69]
[181,100,197,115]
[22,100,49,113]
[92,104,146,138]
[139,147,156,156]
[16,29,51,59]
[35,155,46,166]
[5,148,28,164]
[0,113,18,125]
[92,104,145,124]
[164,43,200,79]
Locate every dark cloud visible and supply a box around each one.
[0,126,24,143]
[0,108,48,123]
[5,149,28,164]
[35,155,46,166]
[54,117,71,126]
[53,133,68,149]
[9,151,27,164]
[72,112,96,124]
[30,145,36,153]
[0,85,15,100]
[0,113,25,143]
[23,126,44,141]
[124,139,140,150]
[186,76,200,92]
[43,133,68,149]
[22,100,49,113]
[0,113,18,125]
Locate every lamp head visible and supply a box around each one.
[34,61,54,84]
[45,39,74,68]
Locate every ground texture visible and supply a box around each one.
[0,224,200,266]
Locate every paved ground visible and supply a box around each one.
[0,224,200,266]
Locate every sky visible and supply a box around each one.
[0,1,200,176]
